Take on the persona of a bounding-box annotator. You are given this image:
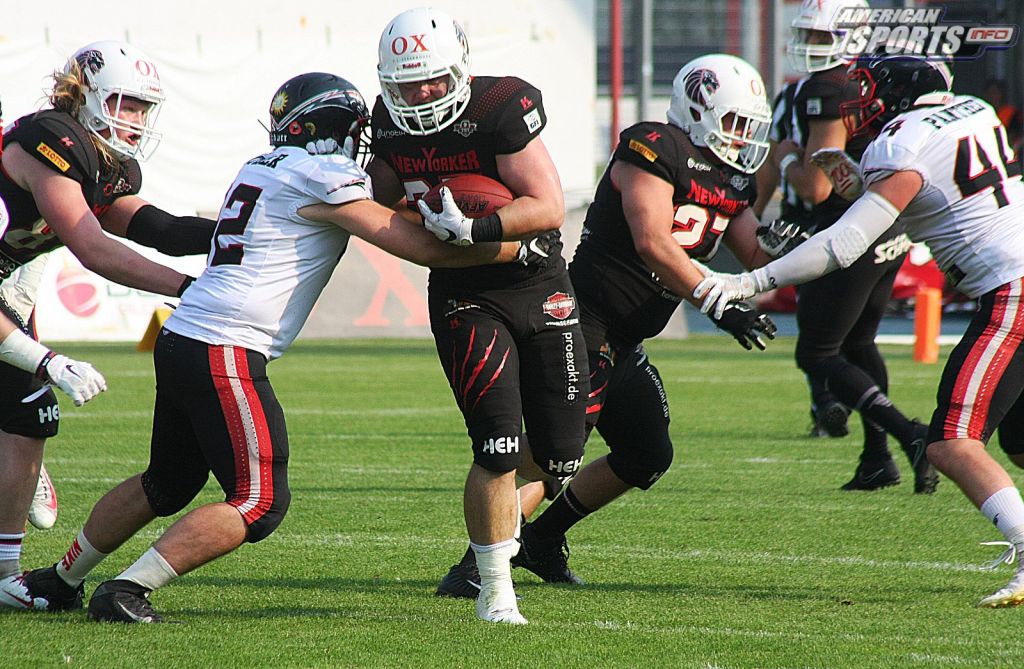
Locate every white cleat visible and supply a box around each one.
[476,582,527,625]
[0,573,49,610]
[28,464,58,530]
[978,541,1024,608]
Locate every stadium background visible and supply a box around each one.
[0,0,1018,341]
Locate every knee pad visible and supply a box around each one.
[529,437,584,479]
[796,354,845,381]
[607,436,674,490]
[141,469,207,517]
[241,490,291,543]
[472,432,524,473]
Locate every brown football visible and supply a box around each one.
[422,174,514,219]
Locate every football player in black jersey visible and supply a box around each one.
[367,7,588,625]
[428,53,780,593]
[0,41,215,610]
[753,0,937,494]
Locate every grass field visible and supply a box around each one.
[5,335,1024,668]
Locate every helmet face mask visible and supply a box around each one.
[70,40,165,161]
[667,54,772,174]
[786,0,869,73]
[377,7,471,135]
[268,73,370,164]
[840,56,954,137]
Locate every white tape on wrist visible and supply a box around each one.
[0,328,50,374]
[778,153,800,178]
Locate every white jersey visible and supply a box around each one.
[860,96,1024,298]
[167,147,371,359]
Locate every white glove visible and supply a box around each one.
[305,138,339,155]
[416,186,474,246]
[693,272,758,320]
[41,354,107,406]
[306,136,357,159]
[810,148,864,201]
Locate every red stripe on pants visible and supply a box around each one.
[208,345,274,525]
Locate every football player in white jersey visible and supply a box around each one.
[695,55,1024,607]
[19,72,532,622]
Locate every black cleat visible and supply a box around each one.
[87,579,166,623]
[22,565,84,612]
[903,422,939,495]
[841,456,901,491]
[810,401,850,438]
[512,524,584,585]
[435,547,481,599]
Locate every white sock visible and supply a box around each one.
[0,532,25,578]
[980,487,1024,546]
[471,539,517,587]
[56,530,109,587]
[117,547,178,592]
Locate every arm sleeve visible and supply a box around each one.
[126,205,216,256]
[750,190,901,290]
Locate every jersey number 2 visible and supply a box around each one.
[211,183,263,266]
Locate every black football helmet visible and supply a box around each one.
[840,55,953,137]
[268,72,369,162]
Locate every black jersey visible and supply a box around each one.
[771,67,869,231]
[370,75,562,291]
[572,121,756,347]
[0,110,142,278]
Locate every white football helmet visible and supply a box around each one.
[666,54,771,174]
[377,7,471,135]
[68,40,165,161]
[788,0,870,73]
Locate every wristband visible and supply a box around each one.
[778,152,799,178]
[0,327,51,374]
[469,213,503,243]
[176,276,196,297]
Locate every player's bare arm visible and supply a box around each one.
[615,160,707,306]
[2,143,189,297]
[777,118,849,204]
[752,141,781,218]
[298,199,520,268]
[723,207,776,270]
[493,136,564,240]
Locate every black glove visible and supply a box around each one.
[710,301,777,351]
[516,231,556,268]
[755,219,810,258]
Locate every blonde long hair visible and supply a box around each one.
[48,62,119,169]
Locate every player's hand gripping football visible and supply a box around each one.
[810,148,864,201]
[709,301,777,351]
[417,186,474,246]
[756,219,810,258]
[39,353,107,406]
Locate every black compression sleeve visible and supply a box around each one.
[126,204,216,256]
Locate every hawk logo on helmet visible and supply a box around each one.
[685,69,720,110]
[75,49,105,75]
